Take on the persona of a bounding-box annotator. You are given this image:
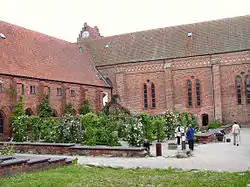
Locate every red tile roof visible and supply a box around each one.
[84,15,250,66]
[0,20,107,87]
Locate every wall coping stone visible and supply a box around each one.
[0,142,75,147]
[0,158,29,167]
[49,157,66,163]
[70,145,145,151]
[0,155,13,161]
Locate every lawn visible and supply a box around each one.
[1,165,250,187]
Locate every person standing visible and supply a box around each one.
[232,122,240,146]
[181,129,186,150]
[175,125,181,145]
[186,125,195,151]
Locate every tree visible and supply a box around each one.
[65,103,73,115]
[79,100,92,115]
[152,117,166,142]
[38,94,53,117]
[10,96,25,121]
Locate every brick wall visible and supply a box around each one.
[97,50,250,125]
[0,75,111,140]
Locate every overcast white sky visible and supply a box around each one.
[0,0,249,42]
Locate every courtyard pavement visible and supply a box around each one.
[14,128,250,172]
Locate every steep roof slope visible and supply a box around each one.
[86,15,250,66]
[0,21,107,87]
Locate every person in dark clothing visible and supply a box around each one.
[186,125,195,151]
[143,139,150,155]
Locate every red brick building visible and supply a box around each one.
[0,15,249,140]
[78,15,250,126]
[0,21,111,140]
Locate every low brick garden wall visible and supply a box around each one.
[197,124,233,144]
[0,155,73,177]
[0,142,146,157]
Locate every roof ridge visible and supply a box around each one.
[92,14,250,41]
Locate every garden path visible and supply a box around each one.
[15,128,250,172]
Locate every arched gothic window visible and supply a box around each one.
[196,79,201,106]
[143,84,148,108]
[187,80,192,107]
[246,76,250,104]
[236,76,242,104]
[151,83,156,108]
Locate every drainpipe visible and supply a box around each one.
[210,55,216,121]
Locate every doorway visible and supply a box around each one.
[202,114,209,126]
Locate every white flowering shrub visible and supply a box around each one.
[125,117,144,147]
[40,118,60,142]
[164,110,180,139]
[59,114,83,143]
[12,115,29,142]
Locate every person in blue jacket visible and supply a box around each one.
[186,125,195,151]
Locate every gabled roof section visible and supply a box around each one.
[86,15,250,66]
[0,20,107,87]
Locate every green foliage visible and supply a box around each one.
[125,116,144,147]
[164,110,179,139]
[28,116,42,142]
[152,117,166,142]
[139,113,153,142]
[58,115,83,143]
[208,120,223,129]
[40,118,60,142]
[82,113,99,128]
[178,112,199,131]
[65,104,73,115]
[83,113,119,146]
[10,96,25,122]
[0,143,15,155]
[79,100,92,115]
[38,94,53,117]
[12,115,29,142]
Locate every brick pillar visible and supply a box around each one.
[116,73,126,107]
[212,64,222,121]
[164,62,174,110]
[61,84,68,115]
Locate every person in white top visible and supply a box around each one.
[175,125,182,145]
[231,122,240,146]
[181,127,186,150]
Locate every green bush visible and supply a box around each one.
[79,100,92,115]
[82,113,99,128]
[164,110,179,139]
[139,113,153,142]
[65,104,73,115]
[152,117,166,142]
[125,116,144,147]
[59,115,83,143]
[0,143,15,155]
[12,115,29,142]
[208,120,223,129]
[83,114,119,146]
[28,115,42,142]
[40,118,60,142]
[38,95,53,117]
